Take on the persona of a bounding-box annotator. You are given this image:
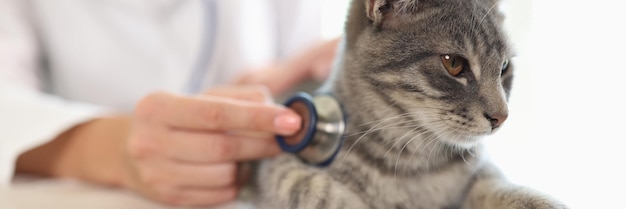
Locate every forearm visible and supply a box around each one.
[15,115,131,187]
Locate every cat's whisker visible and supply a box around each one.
[424,127,450,171]
[415,123,453,171]
[470,0,479,36]
[447,137,473,166]
[348,113,421,137]
[345,116,446,165]
[468,147,477,157]
[442,135,453,160]
[460,149,470,165]
[443,131,476,167]
[356,112,413,127]
[353,101,406,128]
[341,113,413,166]
[404,129,438,173]
[346,119,416,137]
[405,106,451,113]
[396,131,428,165]
[346,117,448,166]
[401,124,447,172]
[421,137,438,172]
[461,150,470,165]
[379,125,425,147]
[478,0,501,28]
[383,121,436,198]
[438,137,449,159]
[426,140,442,171]
[388,124,424,144]
[383,126,429,159]
[391,127,429,206]
[427,127,453,167]
[382,118,449,146]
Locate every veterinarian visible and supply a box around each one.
[0,0,338,206]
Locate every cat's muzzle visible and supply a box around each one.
[275,92,346,167]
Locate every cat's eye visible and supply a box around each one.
[441,55,466,76]
[501,59,510,75]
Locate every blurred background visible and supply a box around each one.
[320,0,622,208]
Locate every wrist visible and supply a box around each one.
[15,115,132,188]
[75,116,132,187]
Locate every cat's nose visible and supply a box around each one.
[485,113,508,129]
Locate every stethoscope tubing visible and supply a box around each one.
[186,0,218,94]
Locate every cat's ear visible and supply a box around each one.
[365,0,418,28]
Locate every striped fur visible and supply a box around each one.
[255,0,567,208]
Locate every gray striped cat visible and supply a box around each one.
[256,0,568,208]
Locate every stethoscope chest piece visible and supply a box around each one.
[276,92,346,166]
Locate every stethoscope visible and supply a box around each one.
[186,0,218,94]
[189,0,346,166]
[275,92,347,166]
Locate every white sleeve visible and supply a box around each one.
[274,0,322,58]
[0,0,107,187]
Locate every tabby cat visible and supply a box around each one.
[256,0,567,208]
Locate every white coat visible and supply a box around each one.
[0,0,321,185]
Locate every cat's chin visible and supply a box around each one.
[421,117,495,149]
[437,133,486,149]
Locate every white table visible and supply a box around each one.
[0,176,255,209]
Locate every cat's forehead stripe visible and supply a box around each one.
[469,55,481,81]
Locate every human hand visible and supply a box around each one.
[123,86,300,206]
[232,38,341,96]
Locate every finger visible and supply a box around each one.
[203,85,273,104]
[311,55,335,81]
[136,92,300,135]
[165,130,280,163]
[152,186,238,206]
[171,95,297,134]
[264,39,340,95]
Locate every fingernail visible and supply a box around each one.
[274,112,301,135]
